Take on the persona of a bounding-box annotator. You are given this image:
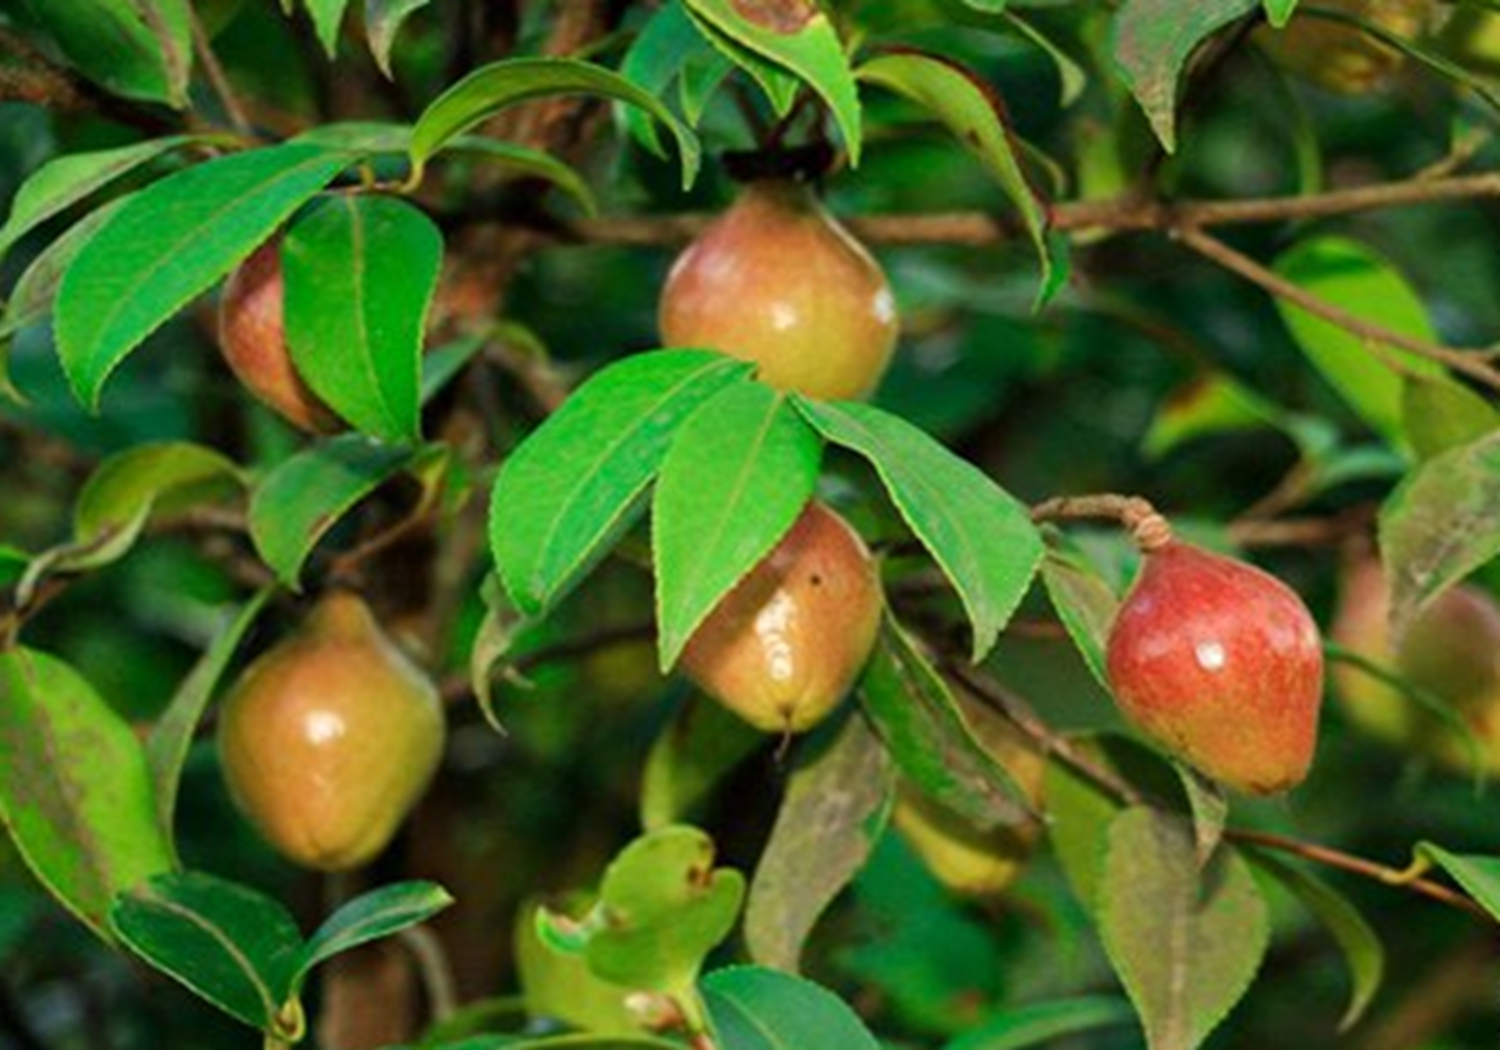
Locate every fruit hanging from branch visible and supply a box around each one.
[1331,551,1500,774]
[659,179,899,400]
[216,592,446,872]
[680,501,884,735]
[218,239,341,435]
[1104,522,1325,795]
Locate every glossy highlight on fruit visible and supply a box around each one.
[218,239,341,434]
[1260,0,1438,94]
[659,180,899,400]
[1332,553,1500,773]
[217,592,445,872]
[1105,542,1324,795]
[680,502,883,734]
[893,691,1046,897]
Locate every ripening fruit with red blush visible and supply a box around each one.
[659,180,899,400]
[680,502,883,734]
[218,239,341,434]
[1105,542,1325,795]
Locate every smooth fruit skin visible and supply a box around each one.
[218,240,341,434]
[217,593,445,872]
[680,502,883,734]
[659,180,899,400]
[1105,542,1324,795]
[1260,0,1437,94]
[1332,555,1500,772]
[893,694,1045,897]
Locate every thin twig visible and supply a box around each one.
[188,7,252,135]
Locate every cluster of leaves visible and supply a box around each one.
[6,0,1500,1049]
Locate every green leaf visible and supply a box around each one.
[1243,850,1384,1030]
[1039,542,1118,690]
[680,3,813,120]
[796,398,1042,661]
[1414,843,1500,923]
[653,383,823,670]
[641,695,766,831]
[366,0,434,77]
[583,826,745,992]
[145,590,272,855]
[1274,237,1446,449]
[491,350,752,618]
[941,995,1136,1050]
[855,51,1056,303]
[1110,0,1259,152]
[1263,0,1298,27]
[421,333,487,405]
[1174,765,1227,867]
[859,618,1033,830]
[0,648,175,942]
[744,713,894,971]
[619,3,717,154]
[1141,373,1292,460]
[30,0,193,106]
[294,881,454,992]
[248,435,417,587]
[409,58,701,189]
[283,195,442,442]
[1378,429,1500,641]
[0,135,197,266]
[681,0,862,163]
[1097,808,1269,1050]
[702,966,881,1050]
[111,871,303,1034]
[55,144,350,410]
[516,898,644,1037]
[304,0,353,55]
[1400,375,1499,461]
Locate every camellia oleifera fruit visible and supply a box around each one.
[217,592,445,872]
[1105,540,1324,795]
[1260,0,1440,94]
[680,501,883,734]
[893,689,1046,897]
[659,180,899,400]
[1332,553,1500,773]
[218,239,341,434]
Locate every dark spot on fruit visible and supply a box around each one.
[810,573,823,586]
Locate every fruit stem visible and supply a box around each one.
[1030,495,1174,552]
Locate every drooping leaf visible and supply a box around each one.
[941,996,1136,1050]
[1242,850,1384,1030]
[1378,429,1500,641]
[283,194,442,443]
[796,398,1042,660]
[55,145,350,409]
[491,350,752,618]
[409,58,701,188]
[744,713,894,971]
[641,695,766,831]
[653,383,823,670]
[681,0,862,161]
[1110,0,1259,152]
[294,881,455,992]
[365,0,433,75]
[0,649,174,942]
[29,0,193,106]
[1097,808,1269,1050]
[248,435,418,587]
[681,4,801,118]
[111,871,303,1034]
[702,966,882,1050]
[0,135,198,267]
[1263,0,1298,27]
[619,3,717,153]
[145,590,272,853]
[1039,541,1118,690]
[855,51,1058,302]
[859,619,1032,829]
[1274,237,1446,449]
[1414,843,1500,924]
[303,0,353,55]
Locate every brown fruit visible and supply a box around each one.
[218,240,341,434]
[217,592,445,872]
[680,502,883,734]
[1105,541,1325,795]
[1259,0,1440,94]
[659,180,899,400]
[893,690,1046,897]
[1332,553,1500,773]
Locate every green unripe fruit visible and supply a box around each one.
[217,592,445,872]
[680,502,883,735]
[659,180,899,400]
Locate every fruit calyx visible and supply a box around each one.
[680,501,884,735]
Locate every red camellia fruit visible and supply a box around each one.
[1105,541,1325,794]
